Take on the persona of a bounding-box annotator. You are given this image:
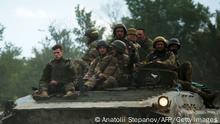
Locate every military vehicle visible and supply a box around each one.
[0,63,219,124]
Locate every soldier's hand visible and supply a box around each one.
[83,74,90,80]
[98,73,106,80]
[50,80,58,85]
[155,60,163,64]
[133,64,139,72]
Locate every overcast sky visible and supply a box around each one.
[0,0,219,57]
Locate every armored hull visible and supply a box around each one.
[1,88,220,124]
[1,88,168,124]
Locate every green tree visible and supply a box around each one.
[0,24,4,41]
[123,0,210,42]
[122,0,219,89]
[189,10,220,88]
[0,42,24,101]
[45,25,82,58]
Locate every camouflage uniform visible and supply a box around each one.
[146,36,176,66]
[83,40,119,90]
[111,40,130,87]
[84,54,119,90]
[113,24,139,73]
[138,38,153,62]
[126,28,141,62]
[113,54,130,87]
[81,41,99,65]
[147,50,176,66]
[82,28,99,65]
[39,58,76,94]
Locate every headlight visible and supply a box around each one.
[158,96,169,107]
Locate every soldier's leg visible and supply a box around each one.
[117,74,130,87]
[195,89,218,108]
[39,82,48,92]
[178,61,192,82]
[48,84,58,94]
[178,80,217,108]
[102,76,118,89]
[32,82,49,99]
[84,76,97,90]
[64,82,75,92]
[63,82,78,98]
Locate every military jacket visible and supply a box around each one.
[147,50,176,66]
[82,41,99,65]
[138,38,153,61]
[86,54,119,79]
[39,58,75,87]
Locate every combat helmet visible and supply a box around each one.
[153,36,167,48]
[127,28,137,36]
[168,38,181,49]
[111,40,126,53]
[113,24,127,37]
[96,40,109,50]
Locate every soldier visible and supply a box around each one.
[127,28,141,49]
[110,40,130,87]
[136,28,153,61]
[83,40,119,91]
[168,38,218,108]
[146,36,176,66]
[82,28,99,65]
[113,24,139,74]
[33,44,77,99]
[113,23,127,41]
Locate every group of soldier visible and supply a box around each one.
[33,23,217,108]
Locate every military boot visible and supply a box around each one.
[32,91,49,100]
[63,91,78,99]
[80,85,91,96]
[40,91,49,97]
[198,91,218,108]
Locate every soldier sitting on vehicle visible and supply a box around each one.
[33,44,78,99]
[127,28,141,50]
[136,28,153,62]
[168,38,218,108]
[113,24,139,73]
[133,36,177,88]
[82,40,119,91]
[110,40,130,87]
[82,28,99,65]
[112,23,127,42]
[145,36,176,66]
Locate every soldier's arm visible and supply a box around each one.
[68,60,77,82]
[131,44,140,64]
[39,63,51,90]
[141,52,153,64]
[159,52,176,65]
[100,56,118,79]
[88,48,99,63]
[84,58,97,79]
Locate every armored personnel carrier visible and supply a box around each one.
[0,63,219,124]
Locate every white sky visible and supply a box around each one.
[0,0,219,57]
